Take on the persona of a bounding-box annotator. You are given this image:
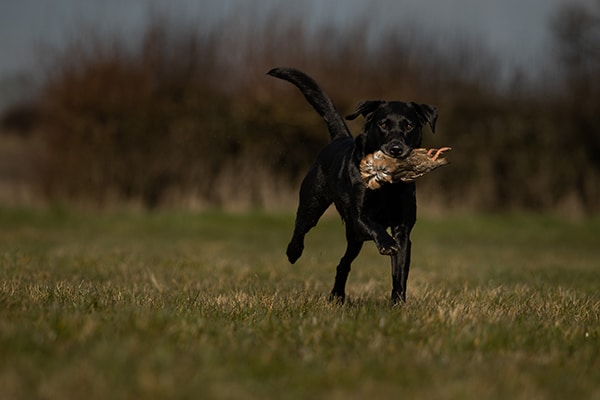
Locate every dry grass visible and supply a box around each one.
[0,208,599,399]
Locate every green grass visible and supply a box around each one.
[1,208,599,399]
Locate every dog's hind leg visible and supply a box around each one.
[286,169,331,264]
[286,200,330,263]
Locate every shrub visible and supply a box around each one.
[11,8,599,213]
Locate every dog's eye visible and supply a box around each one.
[378,121,388,130]
[404,122,413,131]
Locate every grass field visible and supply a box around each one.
[1,207,599,399]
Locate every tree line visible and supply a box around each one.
[2,3,599,213]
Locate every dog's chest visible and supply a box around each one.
[363,184,416,221]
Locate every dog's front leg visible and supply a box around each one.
[390,226,411,305]
[356,217,399,255]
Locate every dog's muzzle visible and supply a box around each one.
[382,143,412,159]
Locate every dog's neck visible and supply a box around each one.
[352,134,371,162]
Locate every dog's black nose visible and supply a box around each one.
[388,145,410,158]
[389,145,402,156]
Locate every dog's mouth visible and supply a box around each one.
[381,147,412,160]
[380,142,413,159]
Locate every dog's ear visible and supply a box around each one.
[345,100,385,121]
[411,103,438,133]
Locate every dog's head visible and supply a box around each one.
[346,101,438,159]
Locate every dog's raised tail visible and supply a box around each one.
[268,67,351,141]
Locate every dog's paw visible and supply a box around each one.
[286,240,304,264]
[328,291,345,305]
[390,290,406,306]
[376,238,399,256]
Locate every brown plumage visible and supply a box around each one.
[360,147,452,189]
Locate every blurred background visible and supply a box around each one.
[0,0,598,214]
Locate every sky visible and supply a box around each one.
[0,0,594,90]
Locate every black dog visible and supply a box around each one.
[268,67,437,305]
